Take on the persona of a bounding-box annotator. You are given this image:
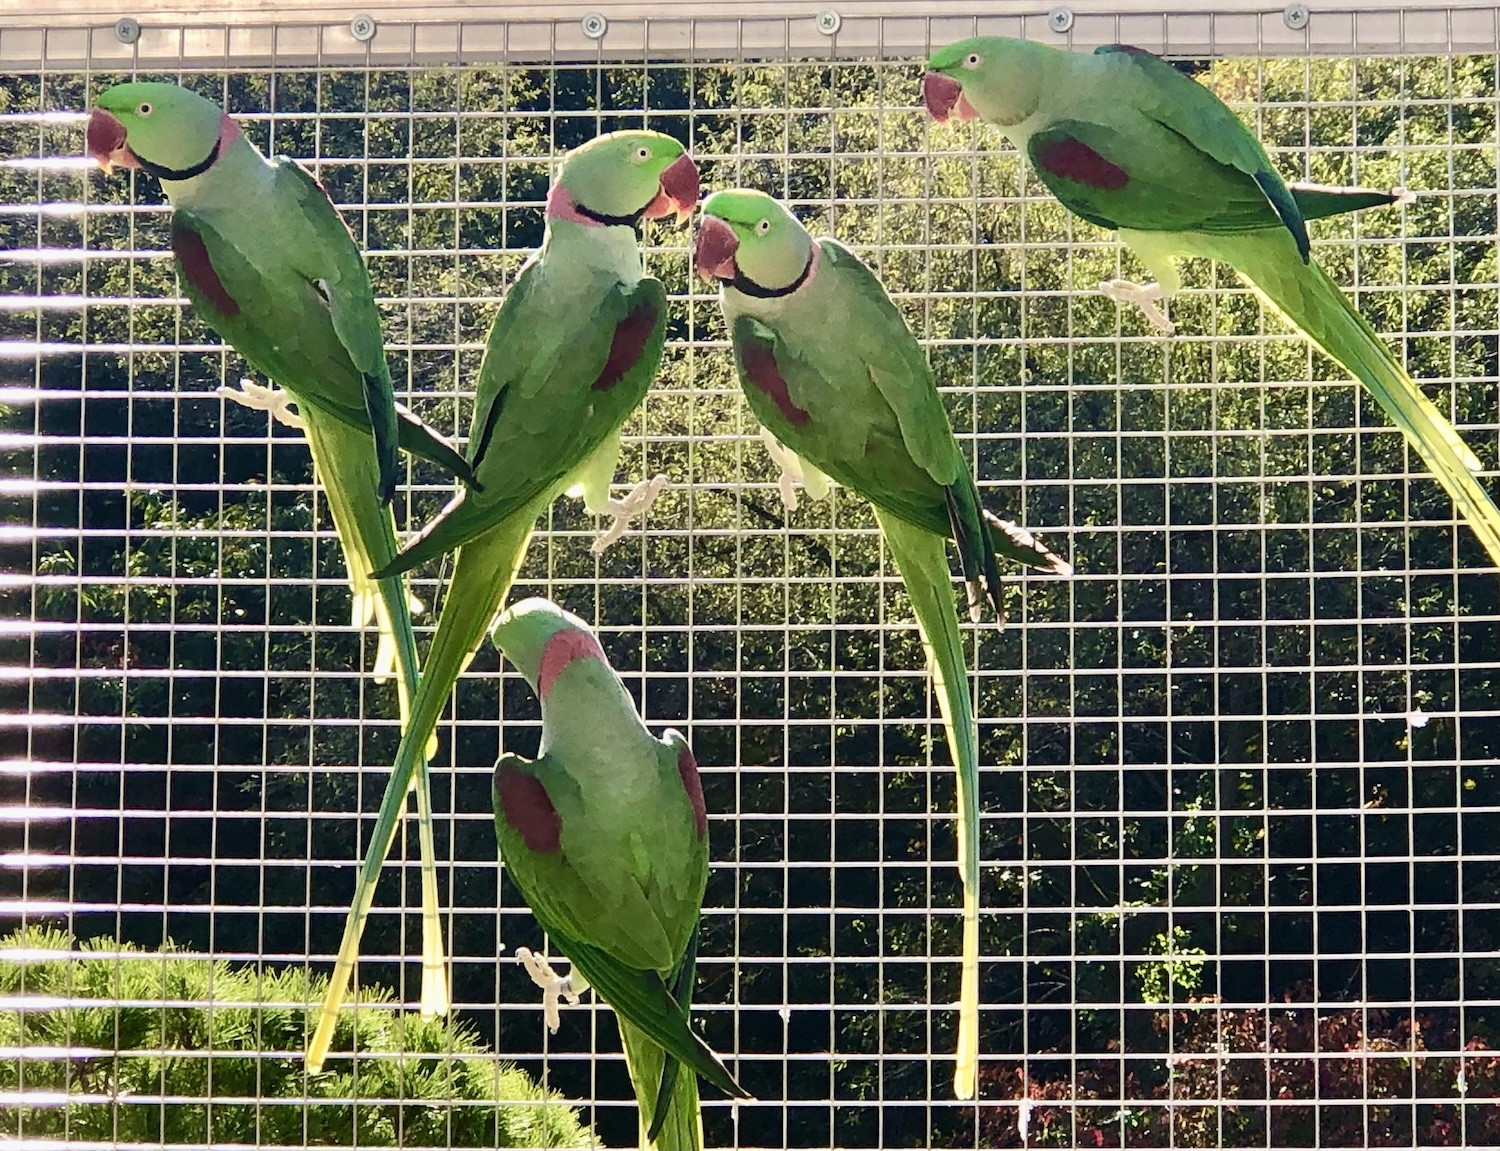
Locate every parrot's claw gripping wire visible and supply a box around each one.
[1099,278,1175,336]
[219,378,306,429]
[516,947,581,1034]
[591,473,670,555]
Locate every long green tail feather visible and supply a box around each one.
[874,509,980,1101]
[1213,231,1500,569]
[305,507,538,1072]
[1289,182,1412,223]
[296,411,449,1074]
[556,932,745,1101]
[622,1020,703,1151]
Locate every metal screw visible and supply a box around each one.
[349,14,376,42]
[815,9,841,35]
[114,17,141,44]
[1283,3,1310,30]
[582,12,608,39]
[1048,6,1074,34]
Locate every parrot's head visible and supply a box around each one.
[551,130,699,227]
[694,188,813,294]
[491,597,614,704]
[924,36,1056,128]
[87,81,236,180]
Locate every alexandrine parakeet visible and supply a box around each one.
[306,131,699,1068]
[490,597,748,1149]
[924,38,1500,568]
[695,189,1072,1100]
[86,82,475,1051]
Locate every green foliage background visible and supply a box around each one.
[1,45,1498,1149]
[0,925,595,1147]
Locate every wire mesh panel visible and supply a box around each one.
[2,7,1499,1149]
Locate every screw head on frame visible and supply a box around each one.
[349,14,376,42]
[582,12,608,39]
[1048,6,1074,34]
[114,17,141,44]
[1284,3,1311,30]
[816,9,842,35]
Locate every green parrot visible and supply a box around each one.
[924,37,1500,569]
[694,188,1072,1100]
[489,597,749,1149]
[305,130,699,1070]
[86,82,477,1049]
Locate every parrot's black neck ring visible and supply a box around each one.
[574,203,645,229]
[138,138,223,184]
[726,250,815,299]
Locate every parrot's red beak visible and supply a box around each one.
[923,72,977,122]
[694,215,739,284]
[86,108,137,174]
[641,153,700,226]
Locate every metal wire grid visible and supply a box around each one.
[1,10,1499,1150]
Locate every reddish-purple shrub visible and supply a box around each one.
[974,991,1496,1147]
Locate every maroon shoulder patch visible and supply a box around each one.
[593,295,661,392]
[1110,43,1157,57]
[496,763,563,854]
[740,341,810,427]
[1035,137,1130,193]
[675,743,707,840]
[171,221,240,318]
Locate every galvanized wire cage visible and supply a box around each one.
[3,4,1499,1148]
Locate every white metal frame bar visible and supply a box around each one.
[2,5,1500,67]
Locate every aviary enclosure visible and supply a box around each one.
[3,2,1499,1147]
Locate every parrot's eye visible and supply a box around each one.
[136,101,154,116]
[633,145,651,162]
[754,218,771,235]
[963,53,982,69]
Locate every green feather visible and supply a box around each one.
[94,88,467,1075]
[707,204,1072,1099]
[318,138,685,1065]
[933,36,1500,569]
[1163,226,1500,564]
[490,606,747,1148]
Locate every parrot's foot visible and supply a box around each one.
[219,378,306,429]
[1099,279,1175,336]
[759,427,833,512]
[760,428,805,511]
[963,581,985,625]
[516,947,581,1033]
[589,473,669,555]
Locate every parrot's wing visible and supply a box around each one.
[812,242,1014,607]
[1094,44,1307,258]
[373,271,668,579]
[171,204,472,491]
[731,314,949,537]
[170,209,322,374]
[272,158,402,502]
[1024,117,1291,240]
[733,248,1061,584]
[816,240,964,484]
